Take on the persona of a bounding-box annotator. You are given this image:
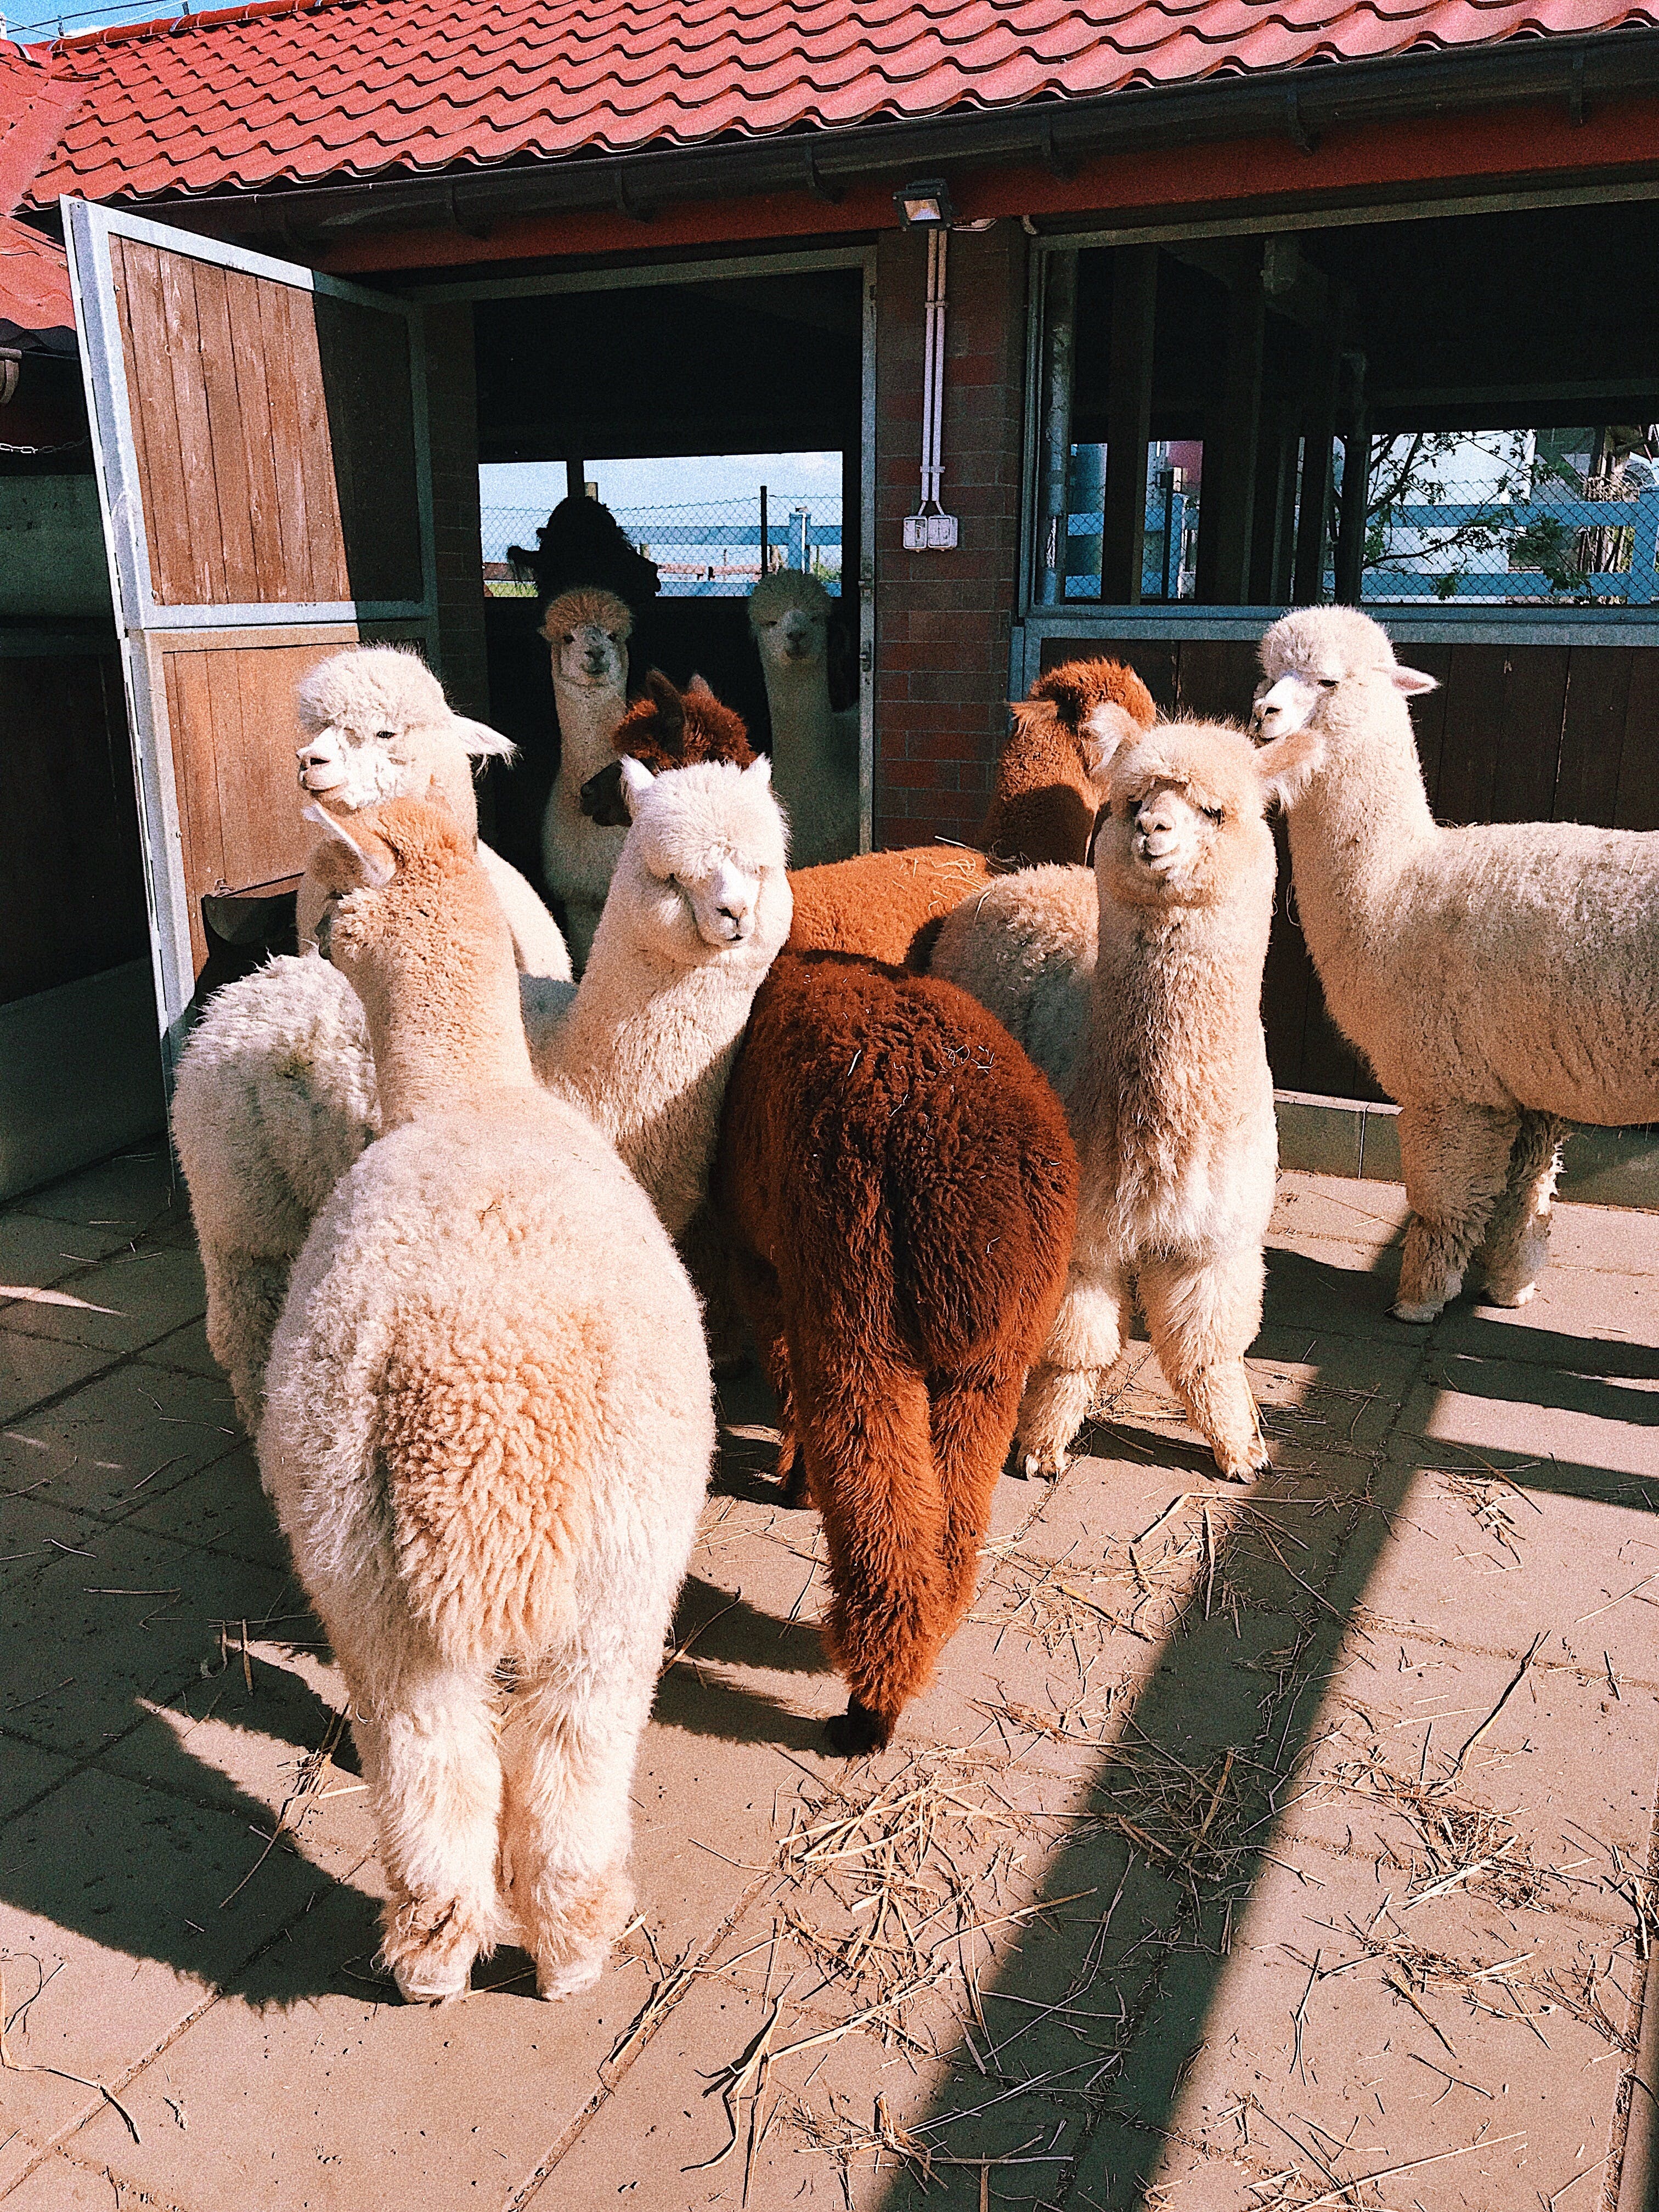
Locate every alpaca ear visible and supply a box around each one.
[301,801,395,887]
[1254,729,1325,811]
[618,754,655,813]
[452,716,517,763]
[1079,702,1140,790]
[1391,664,1439,697]
[743,753,772,788]
[686,673,715,699]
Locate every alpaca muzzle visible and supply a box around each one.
[297,731,348,794]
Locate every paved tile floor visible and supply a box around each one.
[0,1147,1654,2211]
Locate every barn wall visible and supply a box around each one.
[1036,633,1659,1100]
[872,222,1026,850]
[423,302,491,724]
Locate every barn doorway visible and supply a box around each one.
[467,255,874,884]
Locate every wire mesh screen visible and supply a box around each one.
[1356,429,1659,605]
[481,495,844,599]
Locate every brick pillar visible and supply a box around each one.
[422,303,490,723]
[873,223,1028,850]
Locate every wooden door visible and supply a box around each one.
[63,198,436,1071]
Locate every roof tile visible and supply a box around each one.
[2,0,1649,205]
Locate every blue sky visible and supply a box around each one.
[3,0,170,41]
[479,452,843,524]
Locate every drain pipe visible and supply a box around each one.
[905,228,958,551]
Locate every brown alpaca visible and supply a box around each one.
[978,657,1158,868]
[581,672,997,968]
[714,950,1077,1755]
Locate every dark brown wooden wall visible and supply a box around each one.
[1037,636,1659,1101]
[1,646,149,1006]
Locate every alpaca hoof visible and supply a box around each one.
[825,1699,890,1757]
[536,1948,607,2001]
[387,1941,476,2005]
[380,1896,489,2004]
[1481,1277,1537,1310]
[1390,1299,1442,1325]
[1211,1447,1269,1484]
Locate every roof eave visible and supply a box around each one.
[44,25,1659,244]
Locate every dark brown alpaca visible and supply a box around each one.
[715,950,1077,1755]
[978,657,1158,868]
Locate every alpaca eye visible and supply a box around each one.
[375,729,394,742]
[1201,805,1226,825]
[1317,677,1338,690]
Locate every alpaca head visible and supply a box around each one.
[1252,607,1437,753]
[540,586,631,697]
[301,793,510,994]
[749,569,831,674]
[580,670,755,827]
[293,645,512,832]
[1024,656,1158,781]
[1101,722,1301,913]
[608,756,791,962]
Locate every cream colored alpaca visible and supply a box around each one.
[291,644,571,983]
[748,569,859,867]
[1254,605,1659,1321]
[539,753,793,1238]
[538,586,633,967]
[933,724,1299,1480]
[260,797,713,2004]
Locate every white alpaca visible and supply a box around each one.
[1253,605,1659,1321]
[260,795,712,2004]
[539,753,793,1238]
[291,644,572,985]
[176,744,788,1430]
[933,723,1299,1480]
[537,587,633,967]
[748,569,859,868]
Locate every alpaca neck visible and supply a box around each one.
[552,906,764,1232]
[761,654,836,777]
[357,925,534,1130]
[552,675,629,794]
[1286,687,1438,968]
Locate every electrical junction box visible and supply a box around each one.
[903,512,959,551]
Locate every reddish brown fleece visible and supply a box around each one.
[786,845,996,970]
[715,951,1077,1750]
[978,657,1158,868]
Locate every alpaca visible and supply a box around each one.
[538,586,634,967]
[933,723,1301,1480]
[291,644,571,984]
[1253,604,1659,1321]
[978,657,1158,868]
[540,748,792,1240]
[260,795,713,2004]
[715,950,1077,1754]
[507,493,661,633]
[580,670,998,970]
[748,569,860,867]
[176,717,788,1430]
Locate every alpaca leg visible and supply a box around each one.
[791,1334,946,1754]
[328,1613,504,2002]
[201,1243,290,1438]
[676,1200,749,1380]
[727,1246,805,1502]
[930,1359,1026,1638]
[1395,1103,1519,1323]
[498,1652,654,1999]
[1015,1254,1130,1477]
[1474,1111,1565,1308]
[1138,1246,1268,1482]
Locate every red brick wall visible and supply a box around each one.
[873,222,1028,849]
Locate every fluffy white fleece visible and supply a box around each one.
[1254,603,1659,1319]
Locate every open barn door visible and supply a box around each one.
[63,198,436,1074]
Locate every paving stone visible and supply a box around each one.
[0,1332,119,1431]
[1395,1356,1659,1504]
[0,1762,337,2146]
[1,1362,241,1523]
[0,2150,162,2208]
[136,1318,227,1390]
[1130,1850,1631,2212]
[10,1151,179,1235]
[1268,1173,1413,1251]
[122,1447,291,1574]
[0,1243,207,1357]
[0,1214,139,1302]
[60,1882,646,2212]
[0,1522,296,1758]
[0,1737,75,1825]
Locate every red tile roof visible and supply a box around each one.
[0,211,73,342]
[11,0,1658,207]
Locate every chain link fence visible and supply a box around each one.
[482,494,843,599]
